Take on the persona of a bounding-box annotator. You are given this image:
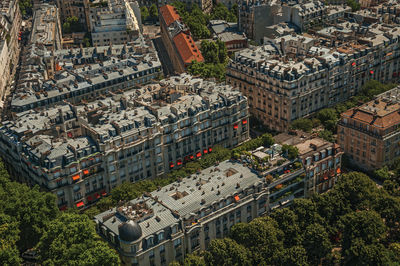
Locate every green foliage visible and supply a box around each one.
[183,253,206,266]
[282,144,299,160]
[187,61,226,81]
[18,0,32,16]
[231,133,274,156]
[281,245,309,266]
[374,165,391,181]
[63,16,84,34]
[291,118,313,133]
[205,238,252,266]
[318,130,335,142]
[140,6,149,22]
[317,108,338,132]
[37,212,120,265]
[189,171,400,265]
[347,0,360,11]
[210,3,237,22]
[200,40,228,64]
[303,223,332,264]
[149,4,158,20]
[172,3,210,40]
[0,214,21,265]
[188,40,228,81]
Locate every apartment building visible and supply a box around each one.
[238,0,283,44]
[0,74,249,210]
[159,5,204,73]
[281,1,326,31]
[94,138,342,265]
[88,0,141,46]
[226,23,400,132]
[11,37,162,113]
[56,0,87,28]
[338,86,400,170]
[209,20,247,53]
[31,4,63,50]
[0,0,22,101]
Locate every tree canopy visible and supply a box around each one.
[0,160,119,265]
[181,171,400,265]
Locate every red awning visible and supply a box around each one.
[336,168,341,174]
[196,152,202,158]
[72,174,80,181]
[242,119,247,125]
[83,169,89,175]
[352,62,356,66]
[370,70,374,74]
[87,196,93,201]
[177,160,182,166]
[233,124,238,129]
[95,193,100,199]
[67,132,73,138]
[76,201,84,208]
[234,195,240,202]
[169,162,174,168]
[190,155,194,159]
[101,190,107,196]
[208,147,212,152]
[203,149,208,154]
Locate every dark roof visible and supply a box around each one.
[118,220,142,242]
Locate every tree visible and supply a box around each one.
[77,241,120,265]
[317,108,338,132]
[0,214,21,265]
[270,209,302,247]
[37,212,120,265]
[282,144,299,160]
[339,210,386,256]
[183,253,206,266]
[205,238,252,266]
[347,0,360,11]
[290,199,325,231]
[140,6,149,22]
[149,4,158,20]
[374,166,391,181]
[303,223,332,264]
[230,217,284,264]
[0,183,59,252]
[318,130,335,142]
[281,246,309,266]
[291,118,313,132]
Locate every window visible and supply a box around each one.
[174,238,181,247]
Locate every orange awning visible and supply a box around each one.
[83,169,89,175]
[76,201,84,208]
[95,193,100,199]
[234,195,240,202]
[336,168,341,174]
[101,190,107,196]
[72,174,80,181]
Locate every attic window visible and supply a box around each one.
[170,191,188,200]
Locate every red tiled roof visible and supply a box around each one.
[173,32,204,64]
[159,5,181,27]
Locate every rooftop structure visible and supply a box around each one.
[11,36,162,113]
[0,74,249,210]
[88,0,142,46]
[31,4,62,50]
[95,136,342,265]
[338,86,400,170]
[159,5,203,73]
[227,22,400,131]
[210,20,248,52]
